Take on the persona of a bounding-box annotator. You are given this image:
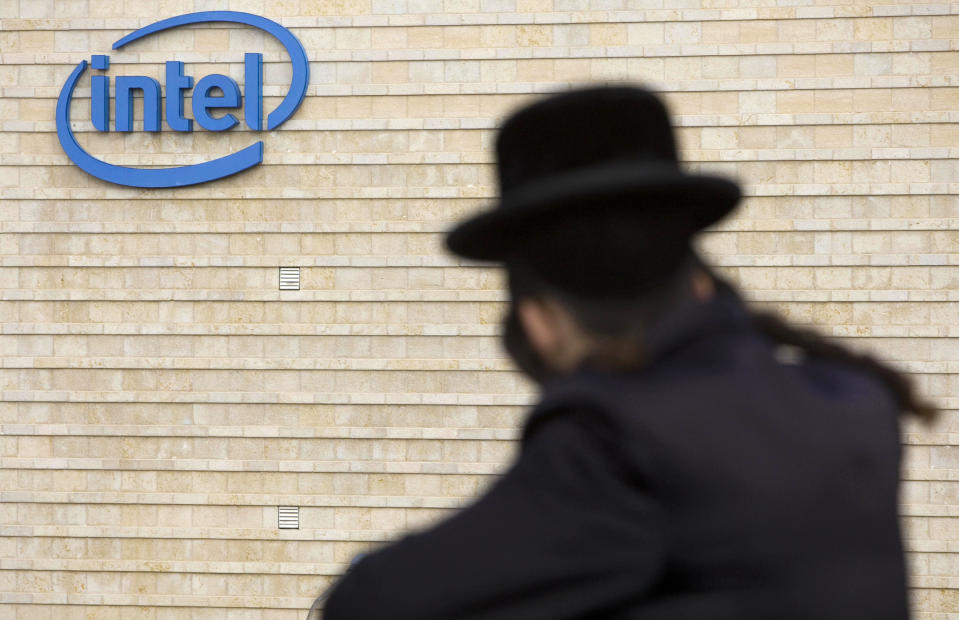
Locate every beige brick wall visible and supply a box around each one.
[1,0,958,617]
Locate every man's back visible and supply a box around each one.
[323,289,910,619]
[542,303,908,619]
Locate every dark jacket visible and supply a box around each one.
[321,285,909,619]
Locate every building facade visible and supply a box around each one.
[1,0,958,617]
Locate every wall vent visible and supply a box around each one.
[279,267,300,290]
[278,506,300,529]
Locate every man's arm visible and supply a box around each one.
[322,404,666,620]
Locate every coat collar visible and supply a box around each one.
[629,276,753,369]
[532,277,756,415]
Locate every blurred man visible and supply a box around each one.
[319,85,933,619]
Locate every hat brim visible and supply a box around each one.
[444,161,742,261]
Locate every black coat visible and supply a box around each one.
[321,286,909,620]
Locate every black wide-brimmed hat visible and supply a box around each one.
[444,85,742,264]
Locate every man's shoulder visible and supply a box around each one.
[523,330,902,470]
[538,323,898,416]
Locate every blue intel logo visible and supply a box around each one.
[56,11,309,188]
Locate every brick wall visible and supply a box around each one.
[1,0,957,617]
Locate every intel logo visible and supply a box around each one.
[55,11,310,188]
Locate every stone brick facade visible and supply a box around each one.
[1,0,957,617]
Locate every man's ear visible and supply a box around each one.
[516,297,561,361]
[690,268,715,301]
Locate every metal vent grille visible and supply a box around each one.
[279,267,300,290]
[278,506,299,529]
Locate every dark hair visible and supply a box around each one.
[503,250,699,380]
[747,308,936,422]
[503,249,937,423]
